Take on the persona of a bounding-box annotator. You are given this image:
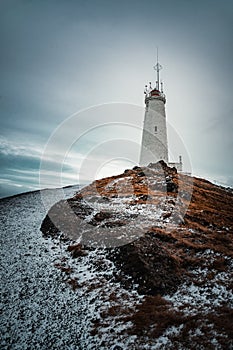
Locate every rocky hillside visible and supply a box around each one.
[41,161,233,349]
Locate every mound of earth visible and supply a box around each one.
[41,161,233,297]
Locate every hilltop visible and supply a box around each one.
[41,161,233,349]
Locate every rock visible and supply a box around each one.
[133,166,142,171]
[111,235,182,295]
[67,244,88,258]
[94,211,112,222]
[66,278,80,290]
[137,194,148,201]
[148,160,166,169]
[166,177,178,193]
[137,171,145,177]
[103,220,127,228]
[162,212,171,220]
[54,263,73,274]
[40,213,59,237]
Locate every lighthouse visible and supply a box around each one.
[139,53,168,165]
[139,54,182,172]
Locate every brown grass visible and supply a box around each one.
[125,295,184,338]
[124,296,233,349]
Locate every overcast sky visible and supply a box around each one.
[0,0,233,198]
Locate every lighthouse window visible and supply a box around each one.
[154,126,158,133]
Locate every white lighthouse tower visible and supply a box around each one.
[140,53,168,166]
[139,53,182,171]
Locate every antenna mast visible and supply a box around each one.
[153,48,162,90]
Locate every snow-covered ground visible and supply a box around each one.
[1,186,232,349]
[165,249,233,314]
[0,187,143,349]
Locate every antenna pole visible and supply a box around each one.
[157,48,159,89]
[153,48,162,91]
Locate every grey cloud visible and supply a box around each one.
[0,0,232,197]
[0,140,77,198]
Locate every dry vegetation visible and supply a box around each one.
[125,297,233,349]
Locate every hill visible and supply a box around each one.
[41,161,233,349]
